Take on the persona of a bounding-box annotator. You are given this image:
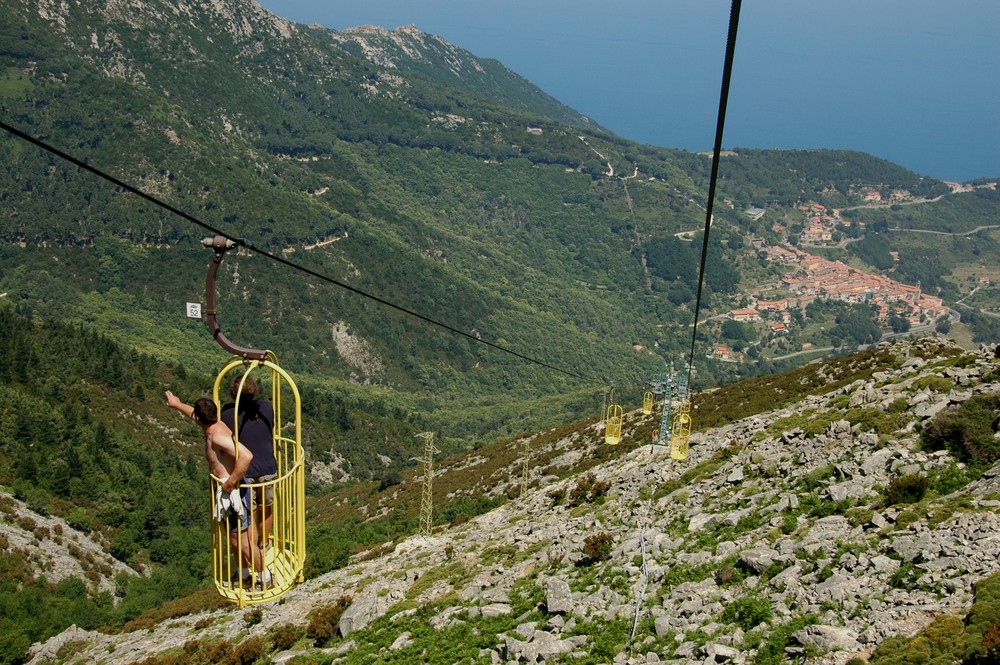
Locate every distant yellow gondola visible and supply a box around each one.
[605,404,624,445]
[642,391,653,415]
[669,400,692,460]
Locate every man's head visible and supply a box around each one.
[193,397,218,426]
[230,374,258,401]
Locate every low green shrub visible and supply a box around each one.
[912,375,955,393]
[845,407,906,438]
[889,561,921,591]
[714,559,747,587]
[568,474,611,506]
[748,614,818,665]
[921,394,1000,471]
[870,614,965,665]
[722,594,772,631]
[243,607,262,628]
[926,461,972,496]
[580,532,613,565]
[964,572,1000,663]
[306,596,352,646]
[267,623,305,652]
[883,473,928,506]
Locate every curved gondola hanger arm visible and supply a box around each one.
[202,235,269,362]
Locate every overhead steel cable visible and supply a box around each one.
[686,0,743,387]
[0,119,591,382]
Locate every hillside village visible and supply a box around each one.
[735,243,949,327]
[710,181,1000,364]
[712,239,953,364]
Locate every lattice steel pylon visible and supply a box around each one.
[656,363,676,447]
[520,438,530,498]
[414,432,439,537]
[601,385,615,423]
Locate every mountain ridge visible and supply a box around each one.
[324,23,599,129]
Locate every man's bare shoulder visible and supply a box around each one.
[206,421,235,446]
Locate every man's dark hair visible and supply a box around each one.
[193,397,218,425]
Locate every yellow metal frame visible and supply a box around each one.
[642,391,653,415]
[669,400,692,460]
[209,354,306,607]
[604,404,624,445]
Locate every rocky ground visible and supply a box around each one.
[0,494,138,597]
[25,337,1000,664]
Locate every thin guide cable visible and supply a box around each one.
[686,0,743,387]
[0,119,588,381]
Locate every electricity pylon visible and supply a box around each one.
[656,363,676,447]
[414,432,439,537]
[520,438,530,498]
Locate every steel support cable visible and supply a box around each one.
[628,493,652,649]
[0,119,589,381]
[628,3,745,647]
[686,0,743,387]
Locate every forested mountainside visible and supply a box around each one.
[1,0,998,517]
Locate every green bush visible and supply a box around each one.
[749,614,818,665]
[912,375,955,393]
[921,394,1000,470]
[926,461,972,496]
[801,465,835,491]
[306,596,352,646]
[883,473,929,506]
[964,573,1000,663]
[242,608,262,628]
[580,532,613,565]
[845,407,906,438]
[722,595,772,631]
[229,636,266,665]
[267,624,305,652]
[889,561,920,591]
[714,562,746,587]
[568,474,611,507]
[870,614,965,665]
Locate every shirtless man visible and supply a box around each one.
[166,391,271,588]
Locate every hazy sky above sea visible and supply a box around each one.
[256,0,999,182]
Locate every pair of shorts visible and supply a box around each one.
[226,488,252,534]
[244,474,277,508]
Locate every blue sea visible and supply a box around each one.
[260,0,999,182]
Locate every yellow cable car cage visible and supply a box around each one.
[210,355,305,606]
[201,236,305,606]
[605,404,624,445]
[669,400,692,460]
[642,391,653,415]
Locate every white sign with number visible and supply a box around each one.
[186,302,202,320]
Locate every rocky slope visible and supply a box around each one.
[0,493,139,597]
[26,337,1000,664]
